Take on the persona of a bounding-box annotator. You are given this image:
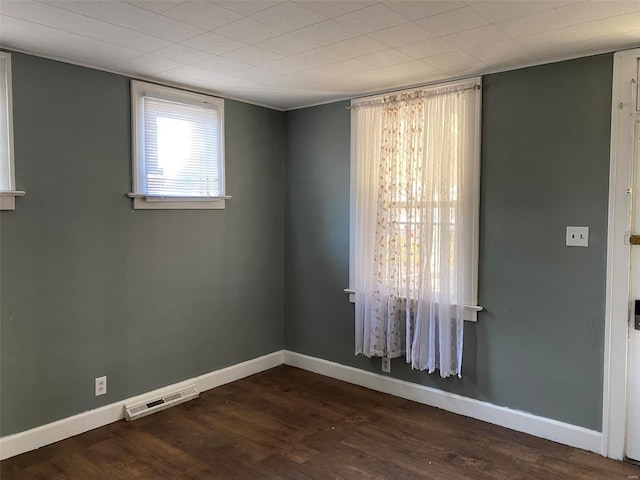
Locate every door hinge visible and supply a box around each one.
[630,234,640,245]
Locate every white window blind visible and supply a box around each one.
[0,53,12,191]
[0,52,22,211]
[130,80,226,210]
[143,96,220,197]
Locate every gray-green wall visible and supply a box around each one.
[0,53,285,436]
[284,54,613,431]
[1,51,614,437]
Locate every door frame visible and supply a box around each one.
[603,47,639,460]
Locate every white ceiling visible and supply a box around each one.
[1,1,639,110]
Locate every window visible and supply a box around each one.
[0,52,22,210]
[349,78,481,377]
[130,81,226,209]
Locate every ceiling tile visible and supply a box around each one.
[335,4,409,34]
[261,57,309,74]
[162,2,241,30]
[251,74,307,89]
[368,22,434,48]
[223,45,282,65]
[515,27,583,50]
[250,70,293,88]
[423,50,488,75]
[158,64,245,88]
[344,70,394,87]
[572,12,640,40]
[356,48,414,68]
[63,41,145,68]
[319,58,371,76]
[212,1,284,16]
[382,59,441,76]
[515,27,583,52]
[587,29,640,52]
[180,32,245,55]
[556,1,640,25]
[383,1,465,21]
[134,14,205,42]
[160,65,219,83]
[465,39,536,67]
[213,17,284,43]
[333,69,397,92]
[520,38,594,61]
[1,1,171,52]
[1,1,70,24]
[152,44,213,63]
[417,7,488,36]
[286,68,335,84]
[44,1,156,28]
[292,19,360,45]
[112,54,184,75]
[125,1,187,14]
[392,69,449,89]
[99,28,172,54]
[469,1,558,23]
[251,2,327,32]
[296,68,344,84]
[0,15,142,67]
[302,1,377,18]
[443,25,508,50]
[397,38,458,59]
[259,34,318,56]
[496,10,571,38]
[288,47,346,68]
[104,30,173,54]
[326,35,387,58]
[196,57,267,80]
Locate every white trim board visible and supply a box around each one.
[0,349,604,461]
[602,47,640,461]
[0,351,284,461]
[282,351,603,455]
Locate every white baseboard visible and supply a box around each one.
[0,349,604,461]
[282,351,603,456]
[0,351,284,461]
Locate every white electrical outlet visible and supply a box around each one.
[381,357,391,373]
[95,376,107,396]
[566,226,589,247]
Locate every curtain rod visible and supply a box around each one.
[346,83,480,110]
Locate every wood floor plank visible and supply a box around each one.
[2,365,639,479]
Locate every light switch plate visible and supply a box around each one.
[566,226,589,247]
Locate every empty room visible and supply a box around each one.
[1,1,640,478]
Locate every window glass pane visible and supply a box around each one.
[143,97,219,197]
[0,54,11,191]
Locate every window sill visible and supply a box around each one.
[127,193,230,210]
[343,288,482,322]
[0,190,25,211]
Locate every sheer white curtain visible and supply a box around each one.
[353,81,478,378]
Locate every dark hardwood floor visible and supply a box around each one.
[2,365,639,479]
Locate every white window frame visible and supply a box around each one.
[0,52,24,210]
[129,80,227,210]
[347,77,482,322]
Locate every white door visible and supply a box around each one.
[607,47,640,462]
[629,120,640,462]
[626,53,640,462]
